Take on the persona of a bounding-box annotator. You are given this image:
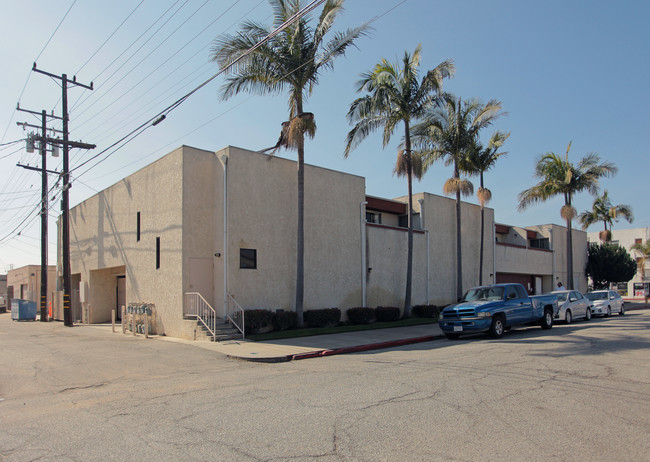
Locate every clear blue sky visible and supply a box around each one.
[1,0,648,271]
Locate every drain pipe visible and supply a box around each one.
[492,222,497,284]
[418,198,430,305]
[360,201,367,307]
[549,226,555,291]
[219,154,228,320]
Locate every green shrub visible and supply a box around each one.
[412,304,440,319]
[273,310,297,331]
[243,309,275,334]
[304,308,341,328]
[346,307,375,324]
[375,306,401,322]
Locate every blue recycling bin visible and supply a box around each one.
[11,299,37,321]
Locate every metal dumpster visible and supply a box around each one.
[11,299,37,321]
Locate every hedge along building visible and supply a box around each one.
[58,145,494,339]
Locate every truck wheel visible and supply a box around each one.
[541,309,553,329]
[445,333,460,340]
[489,315,505,338]
[585,308,592,321]
[565,310,572,324]
[620,304,625,315]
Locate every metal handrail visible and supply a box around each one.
[226,294,245,339]
[184,292,216,341]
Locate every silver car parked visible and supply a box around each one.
[585,290,625,317]
[552,290,592,324]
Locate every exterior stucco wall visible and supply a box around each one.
[495,244,553,276]
[182,147,219,307]
[366,226,427,309]
[587,227,650,297]
[222,146,365,311]
[397,192,495,305]
[6,265,56,303]
[66,146,200,333]
[542,224,587,292]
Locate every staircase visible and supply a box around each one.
[194,316,243,342]
[184,292,243,342]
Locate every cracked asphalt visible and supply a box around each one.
[1,310,649,461]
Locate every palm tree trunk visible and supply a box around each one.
[478,173,485,286]
[455,161,463,301]
[403,123,413,318]
[565,193,574,290]
[295,99,305,327]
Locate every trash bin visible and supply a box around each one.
[11,299,37,321]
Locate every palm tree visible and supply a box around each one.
[211,0,369,327]
[578,190,634,242]
[518,143,617,290]
[344,44,454,317]
[465,131,510,285]
[412,95,504,300]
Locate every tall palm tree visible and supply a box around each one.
[412,95,504,300]
[465,131,510,285]
[518,142,617,290]
[578,190,634,242]
[211,0,369,327]
[344,44,454,317]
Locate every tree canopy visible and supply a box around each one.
[586,242,637,290]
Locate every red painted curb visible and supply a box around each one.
[289,335,440,361]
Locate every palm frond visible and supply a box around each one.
[443,177,474,197]
[561,205,577,221]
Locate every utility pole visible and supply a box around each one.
[16,106,63,322]
[32,63,94,327]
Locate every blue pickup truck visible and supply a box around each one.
[439,283,559,339]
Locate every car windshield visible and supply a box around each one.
[585,292,607,301]
[464,287,504,302]
[555,293,568,302]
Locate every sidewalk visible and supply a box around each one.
[86,301,650,363]
[161,323,445,363]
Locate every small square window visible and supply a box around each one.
[635,238,642,244]
[240,248,257,269]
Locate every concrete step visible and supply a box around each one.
[194,319,242,342]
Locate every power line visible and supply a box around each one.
[75,0,146,76]
[69,0,329,176]
[0,1,77,144]
[72,1,268,152]
[70,0,192,118]
[74,0,244,134]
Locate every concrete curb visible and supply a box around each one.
[227,334,446,363]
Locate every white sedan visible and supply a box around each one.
[552,290,592,324]
[585,290,625,317]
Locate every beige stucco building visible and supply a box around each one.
[494,223,588,294]
[6,265,57,309]
[60,145,500,339]
[59,144,592,340]
[587,227,650,298]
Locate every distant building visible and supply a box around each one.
[6,265,57,309]
[587,227,650,298]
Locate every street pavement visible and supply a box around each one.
[2,304,649,461]
[83,301,649,362]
